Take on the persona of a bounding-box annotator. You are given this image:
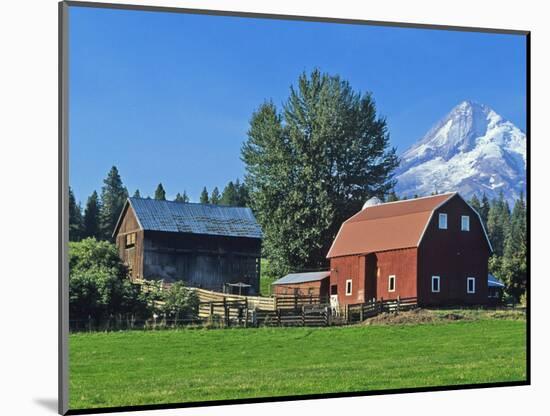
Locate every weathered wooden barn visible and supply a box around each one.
[271,271,330,298]
[113,198,262,294]
[325,192,492,308]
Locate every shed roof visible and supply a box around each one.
[272,271,331,285]
[488,274,505,288]
[327,192,460,258]
[114,197,262,239]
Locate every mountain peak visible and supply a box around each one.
[394,101,526,204]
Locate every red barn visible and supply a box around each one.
[326,192,492,309]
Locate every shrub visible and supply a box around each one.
[69,238,150,323]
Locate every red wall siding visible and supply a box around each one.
[418,195,490,306]
[329,255,364,305]
[330,248,418,305]
[273,278,329,298]
[375,248,418,301]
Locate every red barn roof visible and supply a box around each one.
[327,192,458,258]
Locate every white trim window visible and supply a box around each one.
[432,275,440,293]
[388,275,396,292]
[438,213,448,229]
[461,215,470,231]
[345,279,352,296]
[467,277,476,294]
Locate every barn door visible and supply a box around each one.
[365,253,378,300]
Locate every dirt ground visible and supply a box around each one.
[360,307,526,325]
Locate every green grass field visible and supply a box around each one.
[69,318,526,410]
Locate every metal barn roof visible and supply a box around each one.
[272,271,330,285]
[119,198,262,239]
[327,193,456,258]
[327,192,492,258]
[488,274,505,288]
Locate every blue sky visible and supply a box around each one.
[69,6,527,203]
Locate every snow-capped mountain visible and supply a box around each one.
[394,100,526,204]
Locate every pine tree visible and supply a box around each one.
[469,194,482,216]
[133,189,141,198]
[487,192,511,256]
[69,187,84,241]
[83,190,101,239]
[99,166,128,241]
[234,179,249,207]
[242,70,398,276]
[200,187,209,204]
[154,183,166,200]
[386,191,399,202]
[220,181,238,206]
[175,191,190,203]
[480,193,490,226]
[210,187,221,204]
[501,193,527,301]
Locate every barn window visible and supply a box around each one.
[461,215,470,231]
[467,277,476,294]
[438,213,448,229]
[345,279,352,296]
[125,233,136,248]
[432,276,440,293]
[388,275,396,292]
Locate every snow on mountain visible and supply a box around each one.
[394,100,526,205]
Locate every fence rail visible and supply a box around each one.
[69,290,418,331]
[346,297,418,323]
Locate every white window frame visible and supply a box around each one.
[467,277,476,294]
[461,215,470,231]
[345,279,352,296]
[388,275,396,292]
[432,275,440,293]
[438,213,448,229]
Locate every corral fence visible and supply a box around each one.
[346,297,418,324]
[68,286,418,331]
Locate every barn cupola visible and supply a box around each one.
[362,196,382,210]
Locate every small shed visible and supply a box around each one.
[272,271,330,299]
[488,273,505,303]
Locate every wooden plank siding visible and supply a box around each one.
[115,204,144,281]
[418,195,490,306]
[115,204,262,294]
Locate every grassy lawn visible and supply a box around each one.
[69,318,526,410]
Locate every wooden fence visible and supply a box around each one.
[193,287,276,311]
[346,297,418,323]
[274,294,328,310]
[255,304,330,327]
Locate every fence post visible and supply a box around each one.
[380,297,384,314]
[360,304,364,322]
[345,304,350,324]
[244,299,249,328]
[397,296,400,314]
[209,302,214,324]
[302,306,306,326]
[223,298,229,327]
[277,308,281,327]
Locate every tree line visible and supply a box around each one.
[471,192,527,303]
[69,166,250,242]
